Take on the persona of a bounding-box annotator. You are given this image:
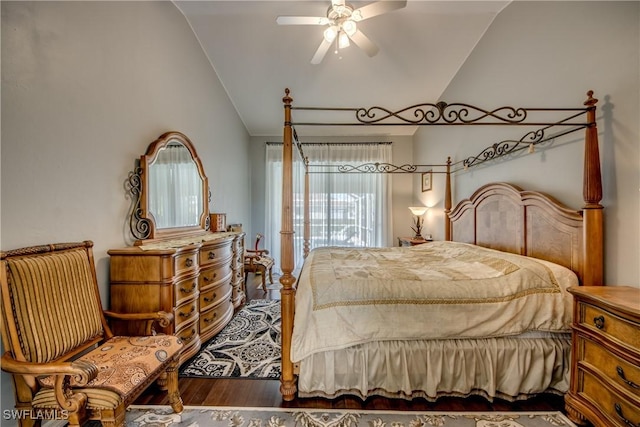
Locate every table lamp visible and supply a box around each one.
[408,206,429,240]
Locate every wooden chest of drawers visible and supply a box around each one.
[565,286,640,427]
[108,232,244,365]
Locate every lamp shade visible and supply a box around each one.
[338,32,350,49]
[408,206,428,216]
[324,26,338,42]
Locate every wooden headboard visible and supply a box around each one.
[449,182,586,284]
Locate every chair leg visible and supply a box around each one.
[166,359,184,414]
[98,407,125,427]
[261,267,267,292]
[268,267,274,284]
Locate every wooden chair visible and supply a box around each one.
[0,241,184,427]
[244,233,274,292]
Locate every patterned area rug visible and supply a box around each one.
[180,299,281,379]
[253,272,282,290]
[125,406,577,427]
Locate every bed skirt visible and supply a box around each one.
[296,333,571,401]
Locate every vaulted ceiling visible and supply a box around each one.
[174,1,510,137]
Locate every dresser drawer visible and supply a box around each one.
[199,264,232,289]
[581,336,640,397]
[200,242,233,268]
[199,298,233,336]
[174,275,198,305]
[175,320,199,351]
[175,250,199,275]
[199,282,231,311]
[579,302,640,350]
[174,299,198,328]
[581,367,640,427]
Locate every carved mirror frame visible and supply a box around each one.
[129,131,210,241]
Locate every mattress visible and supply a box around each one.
[292,241,577,362]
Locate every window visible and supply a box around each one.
[265,142,392,272]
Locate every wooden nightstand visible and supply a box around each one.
[398,237,433,247]
[565,285,640,427]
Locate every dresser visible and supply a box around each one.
[108,231,245,364]
[565,285,640,427]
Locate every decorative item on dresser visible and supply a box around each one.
[109,131,246,366]
[565,285,640,427]
[210,213,227,232]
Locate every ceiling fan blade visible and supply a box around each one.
[349,30,379,57]
[311,38,332,64]
[351,0,407,21]
[276,16,329,25]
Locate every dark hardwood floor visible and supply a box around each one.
[134,273,567,412]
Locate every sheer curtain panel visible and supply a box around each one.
[265,142,392,274]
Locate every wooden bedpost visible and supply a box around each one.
[581,90,604,286]
[304,166,310,258]
[444,157,452,240]
[280,88,297,400]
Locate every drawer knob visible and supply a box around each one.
[208,252,216,260]
[204,293,217,303]
[179,307,195,318]
[593,315,605,329]
[180,283,196,293]
[181,329,196,342]
[185,258,193,267]
[617,366,640,390]
[614,403,637,427]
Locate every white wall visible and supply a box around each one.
[413,1,639,287]
[1,1,251,420]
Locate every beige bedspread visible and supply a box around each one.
[291,241,576,361]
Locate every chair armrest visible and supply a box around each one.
[1,352,97,411]
[103,310,174,335]
[1,352,98,383]
[246,249,270,256]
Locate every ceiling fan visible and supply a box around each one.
[276,0,407,64]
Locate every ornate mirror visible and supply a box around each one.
[129,131,209,241]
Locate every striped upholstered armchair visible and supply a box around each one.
[0,241,184,427]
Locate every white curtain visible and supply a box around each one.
[265,142,393,274]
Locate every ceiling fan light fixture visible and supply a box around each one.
[323,26,338,42]
[277,0,407,64]
[342,19,357,36]
[338,31,350,48]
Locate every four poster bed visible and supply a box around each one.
[277,89,604,403]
